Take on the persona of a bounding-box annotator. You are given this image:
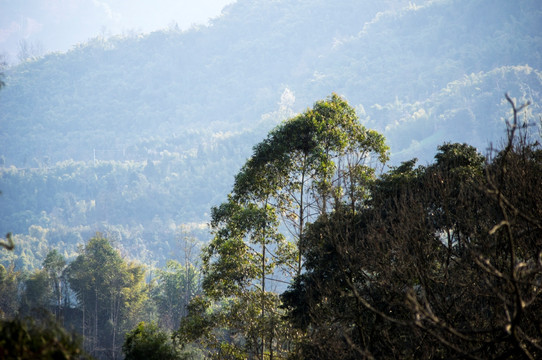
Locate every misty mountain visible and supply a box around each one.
[1,0,541,268]
[2,0,539,166]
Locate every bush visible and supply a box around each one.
[123,322,181,360]
[0,316,89,359]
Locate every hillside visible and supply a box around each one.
[1,0,541,269]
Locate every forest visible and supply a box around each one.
[1,0,542,358]
[1,94,541,359]
[1,0,541,281]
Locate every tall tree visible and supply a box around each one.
[179,94,388,359]
[155,260,200,330]
[66,234,147,359]
[42,249,67,320]
[282,97,542,359]
[20,269,53,315]
[231,93,388,277]
[0,264,19,319]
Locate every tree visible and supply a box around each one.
[281,96,542,359]
[17,39,44,63]
[0,315,89,360]
[123,321,181,360]
[283,141,487,358]
[66,234,147,359]
[231,93,388,276]
[179,94,388,358]
[43,249,67,320]
[0,233,14,251]
[0,264,19,319]
[20,269,53,314]
[154,260,201,330]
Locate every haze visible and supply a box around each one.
[0,0,236,63]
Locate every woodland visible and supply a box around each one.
[1,0,542,359]
[1,93,541,360]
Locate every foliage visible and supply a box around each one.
[154,260,201,330]
[177,294,296,360]
[43,249,67,319]
[181,94,387,358]
[0,315,90,360]
[123,321,182,360]
[1,1,540,167]
[66,234,148,359]
[0,0,541,356]
[0,264,19,319]
[281,98,542,359]
[0,139,240,271]
[1,0,541,277]
[20,269,53,314]
[224,93,388,281]
[19,250,68,317]
[203,199,281,299]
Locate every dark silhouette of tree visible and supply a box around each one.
[282,96,542,359]
[0,233,14,250]
[0,315,91,359]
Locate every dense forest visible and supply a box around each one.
[1,94,540,359]
[1,0,541,274]
[1,0,542,359]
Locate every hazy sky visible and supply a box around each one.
[0,0,236,64]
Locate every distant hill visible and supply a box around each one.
[1,0,541,269]
[2,0,540,166]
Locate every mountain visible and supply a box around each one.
[1,0,541,269]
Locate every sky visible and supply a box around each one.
[0,0,236,64]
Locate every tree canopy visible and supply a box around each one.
[180,94,388,358]
[281,98,542,359]
[66,234,147,359]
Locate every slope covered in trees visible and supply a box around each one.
[1,88,541,358]
[177,96,542,359]
[0,234,201,359]
[0,0,541,286]
[1,0,540,166]
[278,97,542,359]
